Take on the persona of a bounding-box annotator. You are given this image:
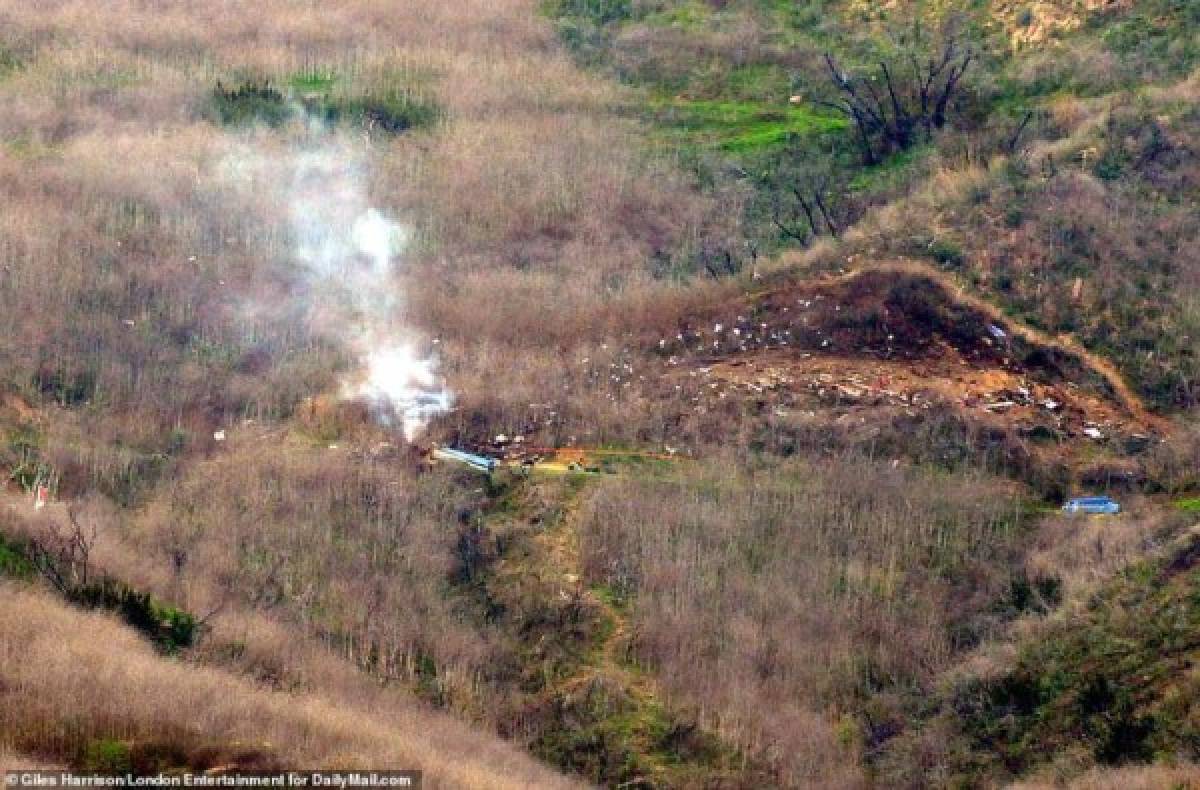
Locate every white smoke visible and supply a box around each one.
[221,131,452,440]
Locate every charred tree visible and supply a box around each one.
[746,150,847,248]
[819,21,974,165]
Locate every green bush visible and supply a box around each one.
[0,534,34,579]
[82,739,132,774]
[545,0,633,26]
[210,80,290,127]
[315,93,441,134]
[211,77,441,135]
[0,47,21,77]
[960,535,1200,775]
[929,238,966,268]
[71,579,198,654]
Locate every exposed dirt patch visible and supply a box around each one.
[658,264,1164,468]
[993,0,1130,49]
[702,348,1140,444]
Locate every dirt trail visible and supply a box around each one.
[529,490,675,773]
[479,479,758,787]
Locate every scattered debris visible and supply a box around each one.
[34,484,49,511]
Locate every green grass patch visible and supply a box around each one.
[849,143,934,193]
[721,63,792,102]
[1097,3,1200,76]
[0,47,22,79]
[544,0,634,26]
[590,583,627,611]
[313,92,441,134]
[639,1,713,31]
[209,76,441,135]
[650,97,846,154]
[1175,497,1200,514]
[289,67,338,95]
[210,79,290,127]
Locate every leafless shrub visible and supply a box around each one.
[577,452,1024,785]
[23,505,97,595]
[0,582,581,788]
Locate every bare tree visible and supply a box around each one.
[818,19,974,165]
[742,151,847,247]
[26,505,97,595]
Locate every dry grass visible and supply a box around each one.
[0,0,733,461]
[1022,506,1170,605]
[0,750,60,772]
[577,452,1027,785]
[2,0,1196,785]
[1011,761,1200,788]
[0,582,581,789]
[0,0,720,780]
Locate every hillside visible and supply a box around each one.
[1,0,1199,787]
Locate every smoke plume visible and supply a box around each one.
[221,129,451,440]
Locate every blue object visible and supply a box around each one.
[1062,496,1121,515]
[433,447,497,473]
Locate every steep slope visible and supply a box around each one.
[0,582,583,789]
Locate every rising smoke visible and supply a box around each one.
[221,128,452,440]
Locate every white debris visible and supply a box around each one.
[988,324,1007,340]
[1083,427,1105,440]
[213,430,226,441]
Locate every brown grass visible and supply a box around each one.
[577,452,1027,785]
[0,0,736,467]
[0,582,581,789]
[1011,761,1200,789]
[0,0,721,780]
[2,0,1196,786]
